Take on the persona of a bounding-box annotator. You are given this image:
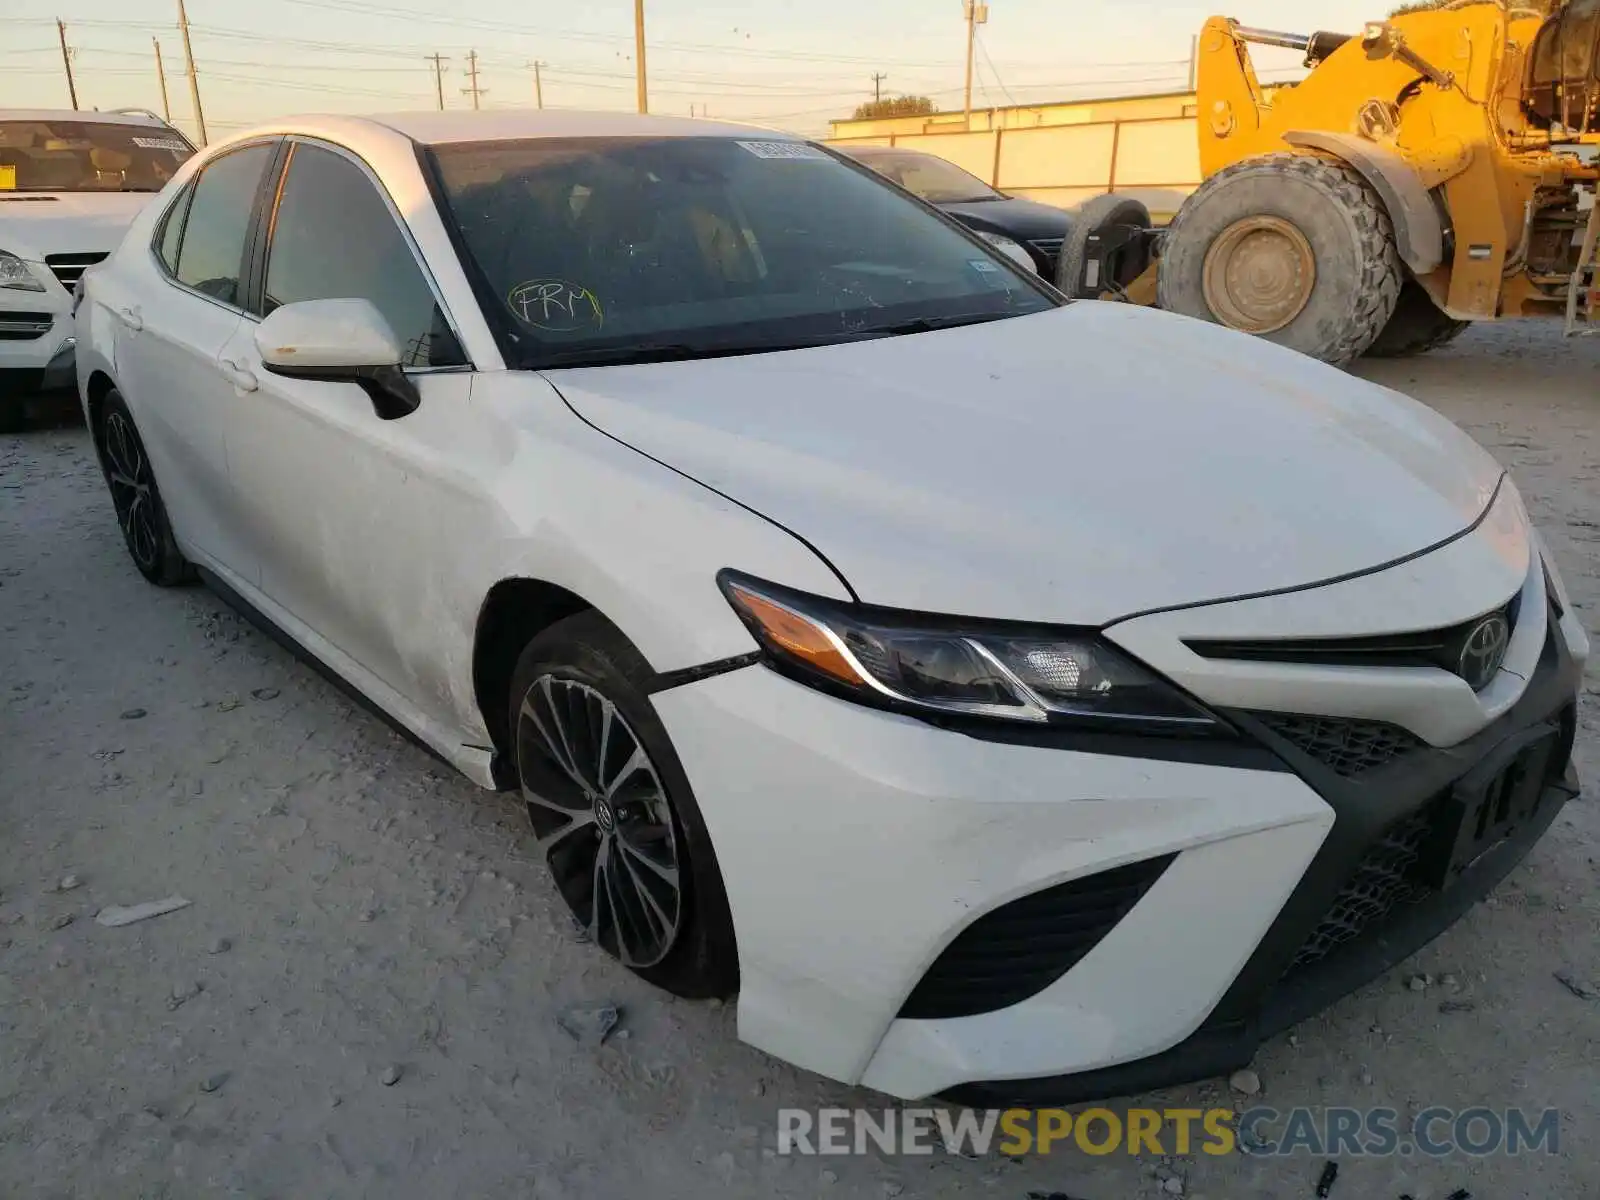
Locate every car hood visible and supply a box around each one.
[547,303,1505,625]
[0,191,153,260]
[941,195,1074,242]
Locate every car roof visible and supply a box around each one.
[0,109,170,127]
[364,110,804,146]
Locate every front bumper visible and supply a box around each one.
[1,268,76,391]
[655,591,1584,1102]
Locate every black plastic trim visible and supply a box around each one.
[1186,596,1518,674]
[646,651,762,694]
[900,854,1177,1019]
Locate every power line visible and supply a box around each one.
[975,30,1017,107]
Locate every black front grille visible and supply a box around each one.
[1187,597,1520,692]
[899,854,1175,1020]
[0,311,54,341]
[44,252,108,291]
[1286,807,1436,973]
[1254,712,1422,777]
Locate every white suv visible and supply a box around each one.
[0,109,194,431]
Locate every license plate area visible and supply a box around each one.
[1414,724,1559,888]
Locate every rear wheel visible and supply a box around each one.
[1364,280,1471,358]
[1157,153,1402,365]
[510,611,739,998]
[95,389,194,586]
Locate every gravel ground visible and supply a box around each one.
[1,321,1597,1199]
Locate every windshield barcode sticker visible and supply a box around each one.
[131,137,189,151]
[736,141,830,161]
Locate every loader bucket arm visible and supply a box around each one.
[1195,16,1267,175]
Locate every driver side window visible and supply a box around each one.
[262,142,466,369]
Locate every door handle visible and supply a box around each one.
[219,358,259,393]
[116,305,143,332]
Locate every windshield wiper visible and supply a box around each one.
[536,341,778,369]
[849,312,1015,338]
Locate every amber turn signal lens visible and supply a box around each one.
[726,583,866,687]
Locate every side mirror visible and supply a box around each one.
[255,297,421,420]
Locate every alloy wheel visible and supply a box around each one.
[516,675,684,967]
[102,411,160,572]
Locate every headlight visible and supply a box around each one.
[720,573,1218,730]
[974,230,1039,274]
[0,250,46,292]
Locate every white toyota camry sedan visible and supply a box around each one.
[75,111,1587,1104]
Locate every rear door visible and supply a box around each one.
[115,139,280,576]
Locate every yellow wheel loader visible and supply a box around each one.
[1058,0,1600,365]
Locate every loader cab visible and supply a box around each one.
[1526,0,1600,134]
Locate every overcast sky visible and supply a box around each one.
[3,1,1389,137]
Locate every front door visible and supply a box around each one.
[221,139,481,718]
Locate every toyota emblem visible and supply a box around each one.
[1458,615,1510,690]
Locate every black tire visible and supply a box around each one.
[1055,194,1152,298]
[1157,153,1402,365]
[94,388,195,586]
[509,611,739,999]
[1364,280,1471,358]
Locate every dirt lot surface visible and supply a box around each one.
[2,322,1597,1200]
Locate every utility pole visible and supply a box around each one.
[57,21,79,110]
[153,38,171,121]
[633,0,648,114]
[462,50,486,110]
[1187,33,1199,92]
[531,60,545,109]
[427,52,449,110]
[871,72,887,103]
[963,0,988,131]
[176,0,207,146]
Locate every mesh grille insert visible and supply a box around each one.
[898,854,1175,1020]
[1286,808,1437,974]
[1254,712,1422,777]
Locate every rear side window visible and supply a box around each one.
[173,142,274,307]
[155,185,193,274]
[263,143,464,367]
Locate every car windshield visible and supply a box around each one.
[0,119,194,193]
[849,150,1002,204]
[427,136,1055,370]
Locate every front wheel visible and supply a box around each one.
[1157,153,1402,365]
[510,611,739,998]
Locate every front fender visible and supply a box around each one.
[1283,130,1447,276]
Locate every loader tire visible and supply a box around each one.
[1157,153,1402,366]
[1364,280,1471,358]
[1055,194,1152,299]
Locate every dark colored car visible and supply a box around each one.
[836,144,1073,277]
